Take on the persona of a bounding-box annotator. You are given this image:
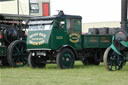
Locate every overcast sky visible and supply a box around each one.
[51,0,121,23]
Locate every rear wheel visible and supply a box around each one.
[7,40,28,67]
[82,57,89,65]
[82,57,100,65]
[28,52,46,68]
[93,50,103,65]
[56,48,75,69]
[104,47,124,71]
[82,57,94,65]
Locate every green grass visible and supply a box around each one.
[0,62,128,85]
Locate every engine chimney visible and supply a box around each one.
[121,0,128,29]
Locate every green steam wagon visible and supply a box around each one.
[27,11,112,69]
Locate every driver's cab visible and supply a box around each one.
[27,11,82,51]
[52,16,82,50]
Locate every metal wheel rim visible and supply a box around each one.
[61,52,73,68]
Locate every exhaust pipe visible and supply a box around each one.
[121,0,128,29]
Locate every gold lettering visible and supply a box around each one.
[69,33,80,43]
[29,33,47,45]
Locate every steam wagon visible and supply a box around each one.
[27,11,112,69]
[103,0,128,71]
[0,14,30,67]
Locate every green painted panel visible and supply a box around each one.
[67,31,82,50]
[27,30,52,50]
[66,19,82,50]
[83,35,99,48]
[121,41,128,47]
[99,35,112,48]
[51,28,67,50]
[50,19,67,50]
[50,19,82,50]
[83,35,112,48]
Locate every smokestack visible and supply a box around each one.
[121,0,128,29]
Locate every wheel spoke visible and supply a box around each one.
[12,54,19,57]
[22,48,27,53]
[14,46,20,53]
[22,54,28,57]
[21,58,27,65]
[13,57,18,63]
[17,44,22,52]
[115,64,117,70]
[110,65,113,70]
[111,59,114,70]
[20,46,24,53]
[109,52,123,71]
[14,57,20,63]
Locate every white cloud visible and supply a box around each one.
[51,0,121,23]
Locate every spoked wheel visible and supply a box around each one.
[7,40,28,67]
[56,48,75,69]
[28,52,46,68]
[103,47,125,71]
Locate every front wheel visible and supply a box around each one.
[56,48,75,69]
[28,52,46,68]
[103,47,124,71]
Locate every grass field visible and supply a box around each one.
[0,62,128,85]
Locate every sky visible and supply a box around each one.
[51,0,121,23]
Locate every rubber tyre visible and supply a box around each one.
[7,40,28,67]
[56,48,75,69]
[82,57,88,65]
[28,52,46,68]
[93,51,103,65]
[83,57,100,65]
[82,57,94,65]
